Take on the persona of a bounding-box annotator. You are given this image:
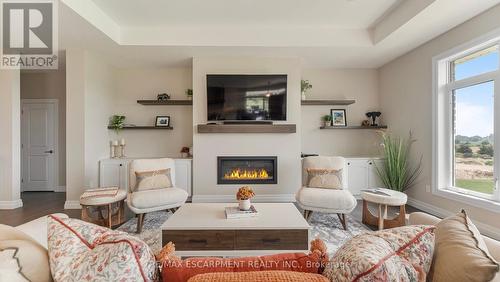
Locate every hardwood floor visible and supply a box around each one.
[0,192,421,228]
[0,192,80,226]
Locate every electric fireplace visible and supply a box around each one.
[217,156,277,184]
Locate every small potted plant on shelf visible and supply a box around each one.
[236,186,255,211]
[322,115,332,127]
[301,80,312,100]
[109,115,126,134]
[186,89,193,100]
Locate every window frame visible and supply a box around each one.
[432,31,500,212]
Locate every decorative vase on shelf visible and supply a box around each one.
[301,91,306,100]
[239,199,251,211]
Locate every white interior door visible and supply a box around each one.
[21,100,57,191]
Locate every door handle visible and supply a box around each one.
[44,150,54,154]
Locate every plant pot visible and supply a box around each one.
[238,199,251,211]
[323,121,331,127]
[301,91,306,100]
[187,96,193,100]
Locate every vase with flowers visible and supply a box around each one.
[236,186,255,211]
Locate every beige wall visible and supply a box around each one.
[192,57,302,201]
[301,69,382,157]
[20,70,66,187]
[0,70,22,209]
[66,49,87,204]
[379,5,500,232]
[65,49,114,205]
[111,68,193,158]
[84,54,114,188]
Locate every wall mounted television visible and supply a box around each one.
[207,74,287,122]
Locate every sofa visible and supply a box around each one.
[1,212,499,281]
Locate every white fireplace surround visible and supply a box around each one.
[192,57,302,203]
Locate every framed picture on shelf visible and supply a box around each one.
[330,109,347,127]
[155,116,171,127]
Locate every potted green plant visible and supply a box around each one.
[301,80,312,100]
[186,89,193,100]
[322,115,332,127]
[109,115,126,134]
[374,132,422,192]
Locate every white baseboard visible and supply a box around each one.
[0,199,23,209]
[407,197,500,241]
[64,200,82,209]
[54,186,66,192]
[192,194,296,203]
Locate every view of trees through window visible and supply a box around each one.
[453,61,495,195]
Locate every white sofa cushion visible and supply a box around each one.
[130,187,188,210]
[15,213,68,249]
[296,187,357,213]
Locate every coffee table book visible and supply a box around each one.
[225,205,258,219]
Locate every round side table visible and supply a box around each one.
[80,189,127,228]
[361,188,407,230]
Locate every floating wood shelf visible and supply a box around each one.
[301,99,355,106]
[107,126,173,130]
[198,124,296,133]
[137,100,192,105]
[320,125,387,130]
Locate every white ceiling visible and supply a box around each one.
[58,0,500,68]
[90,0,401,28]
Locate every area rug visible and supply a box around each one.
[117,210,369,257]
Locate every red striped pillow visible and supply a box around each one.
[323,225,435,282]
[47,215,158,282]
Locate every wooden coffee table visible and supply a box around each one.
[161,203,310,257]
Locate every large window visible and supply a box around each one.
[434,37,500,210]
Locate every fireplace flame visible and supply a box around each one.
[224,168,270,180]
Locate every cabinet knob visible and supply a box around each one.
[119,164,123,167]
[369,162,373,165]
[347,162,351,165]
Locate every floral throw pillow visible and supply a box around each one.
[323,225,435,282]
[47,215,158,282]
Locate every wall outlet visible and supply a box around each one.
[425,184,431,193]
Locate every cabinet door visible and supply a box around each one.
[99,161,128,190]
[368,159,384,188]
[175,160,192,196]
[100,162,120,187]
[346,159,369,196]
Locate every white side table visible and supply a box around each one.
[361,188,407,230]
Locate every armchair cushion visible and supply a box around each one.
[302,156,347,189]
[306,168,343,189]
[129,158,176,192]
[130,187,188,210]
[296,187,356,214]
[135,168,173,192]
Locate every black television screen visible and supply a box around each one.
[207,74,287,121]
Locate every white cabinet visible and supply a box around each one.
[173,159,192,196]
[99,159,129,190]
[99,158,192,196]
[346,158,384,197]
